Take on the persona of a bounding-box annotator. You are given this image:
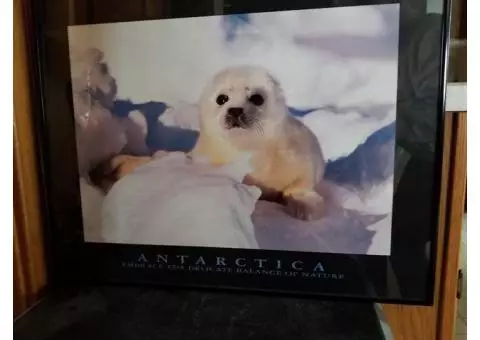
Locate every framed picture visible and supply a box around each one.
[31,0,451,304]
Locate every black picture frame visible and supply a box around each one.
[29,0,452,305]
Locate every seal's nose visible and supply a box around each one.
[227,107,244,118]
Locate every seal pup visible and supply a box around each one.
[192,66,325,220]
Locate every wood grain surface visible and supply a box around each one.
[13,0,47,318]
[437,112,467,340]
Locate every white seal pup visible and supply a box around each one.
[192,66,325,220]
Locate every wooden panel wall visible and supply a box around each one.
[437,112,467,339]
[13,0,47,318]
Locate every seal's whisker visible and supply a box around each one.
[252,119,264,136]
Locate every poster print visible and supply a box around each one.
[68,4,399,257]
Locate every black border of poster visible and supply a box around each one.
[28,0,452,305]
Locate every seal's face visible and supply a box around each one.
[199,66,288,146]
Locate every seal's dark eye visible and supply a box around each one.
[216,94,229,105]
[249,93,264,106]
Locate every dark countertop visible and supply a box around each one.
[14,286,385,340]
